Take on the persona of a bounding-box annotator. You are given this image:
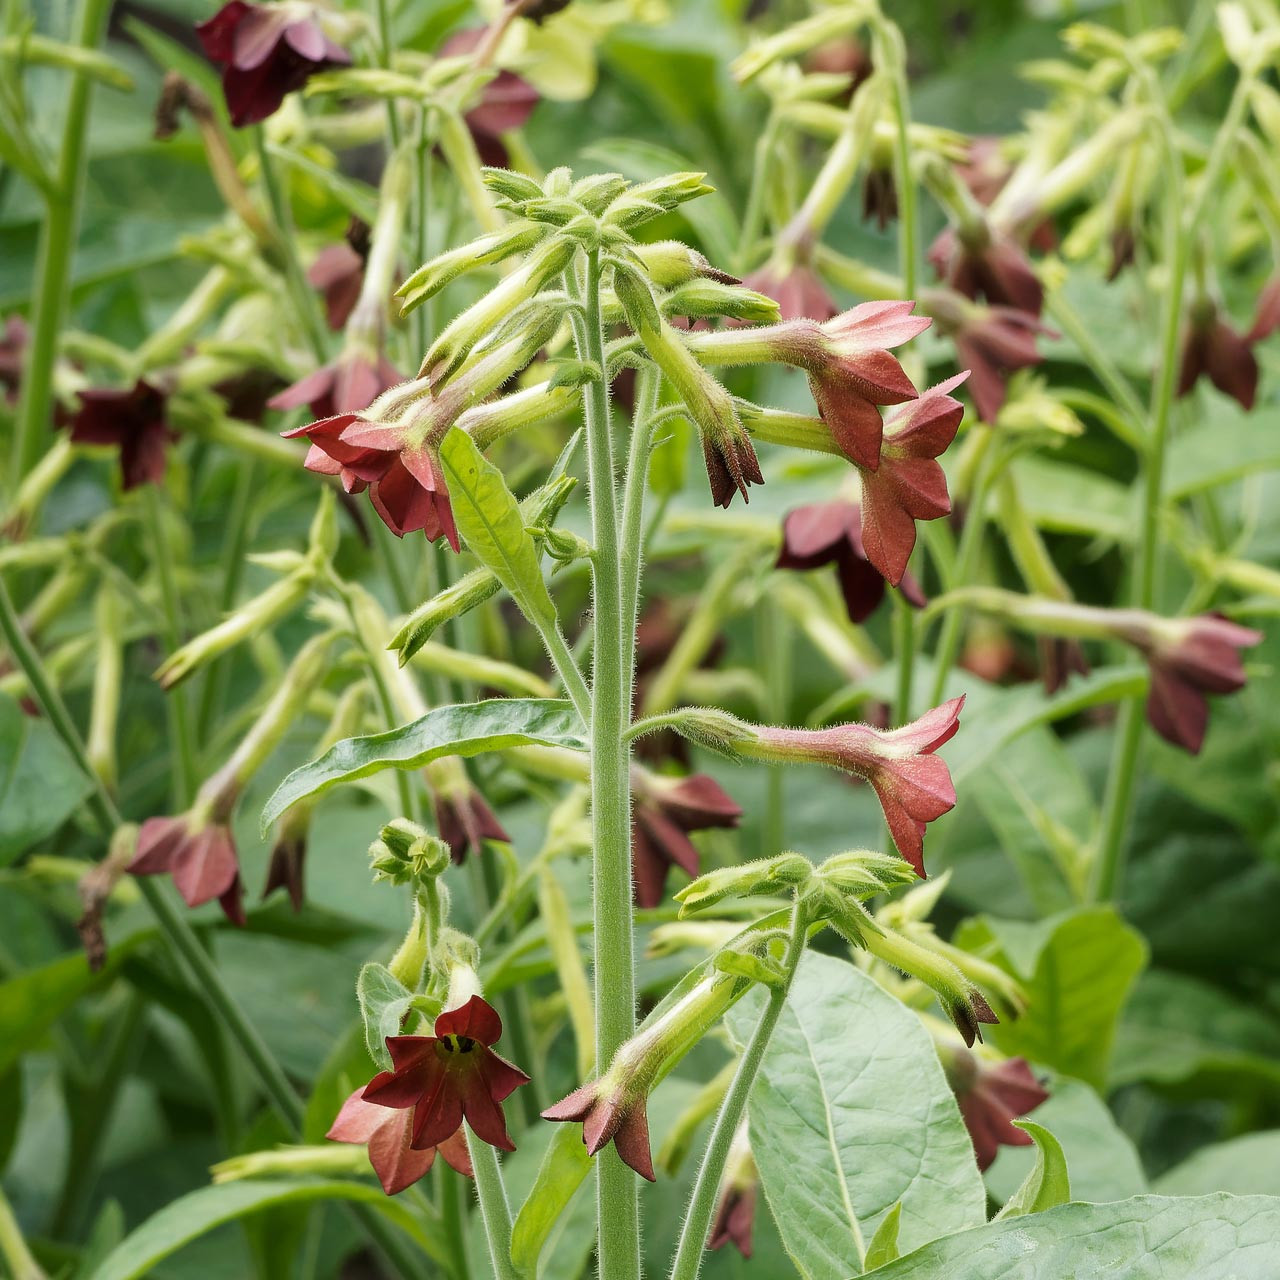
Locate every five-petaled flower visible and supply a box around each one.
[269,349,402,422]
[1176,298,1259,411]
[541,1076,656,1181]
[928,224,1043,317]
[308,219,369,331]
[327,1086,472,1195]
[776,499,925,623]
[362,996,530,1152]
[66,379,177,490]
[196,1,351,128]
[430,776,511,865]
[944,1047,1049,1171]
[128,812,245,926]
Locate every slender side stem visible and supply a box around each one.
[10,0,112,488]
[467,1136,519,1280]
[668,905,811,1280]
[575,249,641,1280]
[0,1185,45,1280]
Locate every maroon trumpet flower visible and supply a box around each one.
[1176,299,1259,411]
[859,372,967,587]
[196,1,351,128]
[928,225,1043,317]
[439,29,539,167]
[65,379,177,490]
[269,350,402,421]
[631,772,743,908]
[363,996,530,1152]
[308,222,368,332]
[327,1086,472,1195]
[776,499,925,623]
[541,1077,656,1182]
[1,314,28,402]
[742,263,837,323]
[128,814,245,926]
[431,784,510,865]
[945,1048,1049,1172]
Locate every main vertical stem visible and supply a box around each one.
[580,249,641,1279]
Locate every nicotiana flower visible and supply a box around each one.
[858,372,968,587]
[954,137,1057,255]
[196,1,351,128]
[439,29,540,167]
[362,996,530,1152]
[268,348,402,422]
[1248,276,1280,344]
[776,499,925,623]
[128,810,245,926]
[942,1047,1049,1172]
[742,262,837,323]
[1176,298,1259,411]
[1,314,28,402]
[262,804,309,911]
[928,224,1043,317]
[541,1076,656,1182]
[631,771,743,908]
[429,771,510,865]
[66,379,177,490]
[327,1087,472,1195]
[709,1121,757,1257]
[308,219,369,331]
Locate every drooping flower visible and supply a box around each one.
[1176,299,1259,411]
[631,771,743,908]
[928,225,1043,317]
[1,314,28,402]
[128,813,246,926]
[709,1121,757,1257]
[65,379,177,490]
[439,29,540,167]
[776,499,925,623]
[268,349,402,422]
[362,996,530,1152]
[1248,276,1280,344]
[742,262,837,323]
[429,772,510,865]
[262,806,308,912]
[541,1077,656,1181]
[1038,635,1090,695]
[327,1086,472,1195]
[702,424,765,509]
[308,218,369,331]
[1121,612,1263,754]
[943,1047,1049,1172]
[858,372,968,586]
[196,1,351,128]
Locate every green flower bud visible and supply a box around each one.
[675,851,813,917]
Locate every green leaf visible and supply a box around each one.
[1162,407,1280,499]
[260,698,586,831]
[509,1122,594,1278]
[956,907,1148,1090]
[1011,454,1134,542]
[0,692,93,865]
[994,1121,1070,1219]
[355,963,414,1071]
[1156,1133,1280,1199]
[986,1075,1147,1206]
[726,952,986,1275]
[438,427,558,632]
[866,1194,1280,1278]
[89,1179,439,1280]
[865,1202,903,1269]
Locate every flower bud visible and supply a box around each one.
[370,819,452,885]
[633,240,739,288]
[603,172,716,230]
[675,852,812,917]
[398,222,545,315]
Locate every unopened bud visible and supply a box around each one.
[676,852,812,917]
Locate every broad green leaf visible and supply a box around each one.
[1156,1133,1280,1199]
[89,1179,439,1280]
[865,1194,1280,1279]
[994,1121,1070,1219]
[355,963,414,1071]
[0,692,93,864]
[726,953,986,1275]
[956,907,1148,1090]
[509,1122,594,1278]
[438,427,558,631]
[260,698,586,831]
[1011,454,1133,542]
[986,1075,1147,1206]
[1162,408,1280,499]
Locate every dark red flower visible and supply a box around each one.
[928,225,1043,317]
[702,425,764,509]
[1,314,28,402]
[742,263,837,322]
[431,782,510,865]
[362,996,530,1152]
[1107,226,1137,283]
[439,30,539,167]
[1038,636,1090,695]
[1177,300,1259,410]
[777,499,925,623]
[327,1086,472,1195]
[862,166,898,229]
[631,772,742,908]
[128,814,245,926]
[945,1049,1048,1172]
[262,812,307,912]
[268,350,402,421]
[66,379,177,490]
[308,237,366,332]
[710,1183,756,1257]
[859,372,967,586]
[541,1077,656,1182]
[196,1,351,128]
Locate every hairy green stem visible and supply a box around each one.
[467,1136,519,1280]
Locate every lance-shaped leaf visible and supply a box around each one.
[261,699,587,831]
[438,427,559,632]
[994,1121,1071,1219]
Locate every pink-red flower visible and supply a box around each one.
[541,1076,656,1182]
[362,996,530,1152]
[439,29,540,167]
[742,263,837,322]
[430,783,510,865]
[308,221,368,331]
[196,1,351,128]
[1177,299,1259,411]
[631,772,743,908]
[777,499,925,623]
[928,225,1044,317]
[66,380,177,490]
[710,1183,756,1257]
[327,1086,472,1195]
[944,1049,1049,1172]
[269,350,402,421]
[127,814,245,926]
[858,372,967,586]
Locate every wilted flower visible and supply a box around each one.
[128,811,245,926]
[928,225,1043,317]
[943,1047,1048,1172]
[702,421,765,509]
[777,499,925,623]
[859,373,967,586]
[440,29,540,167]
[1,314,28,402]
[327,1086,472,1195]
[742,263,837,322]
[631,771,743,908]
[308,219,369,331]
[66,379,176,490]
[429,773,510,864]
[1176,298,1259,411]
[363,996,530,1152]
[269,349,402,421]
[862,164,898,229]
[196,1,351,128]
